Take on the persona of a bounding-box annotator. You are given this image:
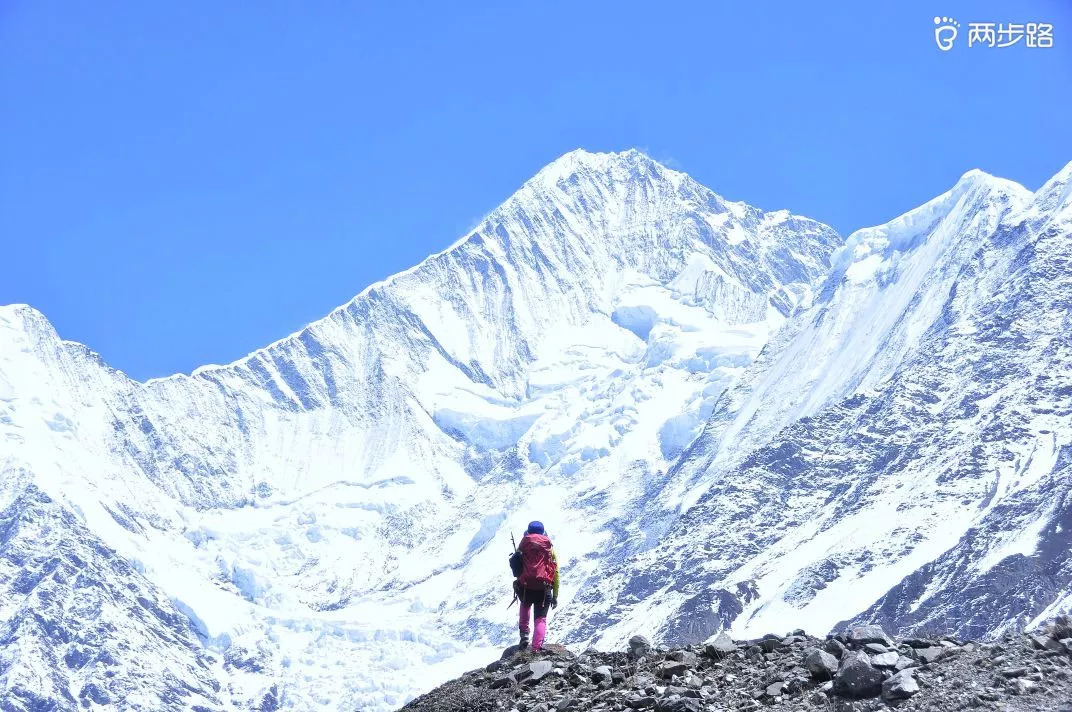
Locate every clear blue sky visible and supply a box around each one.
[3,1,1070,380]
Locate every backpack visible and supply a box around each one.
[516,533,557,588]
[508,549,524,577]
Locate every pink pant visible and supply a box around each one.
[518,588,550,650]
[519,603,548,650]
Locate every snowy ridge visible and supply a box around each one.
[0,150,840,711]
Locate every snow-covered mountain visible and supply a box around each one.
[557,160,1072,650]
[2,149,1070,711]
[0,150,841,710]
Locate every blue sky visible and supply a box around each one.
[3,1,1070,380]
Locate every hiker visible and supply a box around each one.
[510,521,559,651]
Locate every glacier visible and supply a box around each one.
[1,149,1071,711]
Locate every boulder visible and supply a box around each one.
[845,625,894,648]
[901,638,933,649]
[656,661,691,679]
[593,665,613,683]
[629,635,652,657]
[893,655,918,672]
[765,681,785,697]
[804,649,839,681]
[914,646,947,664]
[759,634,783,653]
[528,660,554,683]
[863,643,888,654]
[881,670,920,700]
[1030,633,1066,653]
[1051,614,1072,641]
[705,633,737,659]
[490,673,515,689]
[667,650,697,665]
[832,651,884,699]
[870,652,899,668]
[823,638,848,659]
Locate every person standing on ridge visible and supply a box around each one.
[510,521,559,651]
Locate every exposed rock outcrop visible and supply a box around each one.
[400,621,1072,711]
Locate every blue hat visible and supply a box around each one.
[526,521,545,535]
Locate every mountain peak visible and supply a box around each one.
[531,148,675,188]
[951,167,1028,199]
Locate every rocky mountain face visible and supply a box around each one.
[400,620,1072,712]
[1,149,1071,710]
[0,486,227,711]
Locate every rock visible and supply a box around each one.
[627,696,657,709]
[759,634,783,653]
[791,628,807,636]
[832,651,884,699]
[765,681,785,697]
[704,632,737,659]
[999,666,1029,678]
[656,661,691,679]
[863,643,888,654]
[555,697,574,712]
[1031,633,1067,653]
[870,652,899,668]
[902,638,933,649]
[893,655,918,671]
[805,649,839,681]
[1011,678,1037,695]
[823,638,848,659]
[1051,615,1072,641]
[881,669,920,700]
[654,698,700,712]
[666,650,697,665]
[593,665,613,683]
[629,635,652,657]
[1061,638,1072,655]
[528,661,554,683]
[846,625,894,648]
[807,690,828,705]
[915,646,947,664]
[490,674,515,689]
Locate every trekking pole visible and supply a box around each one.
[506,532,519,608]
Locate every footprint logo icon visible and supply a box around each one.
[934,16,960,51]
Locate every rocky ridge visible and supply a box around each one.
[400,619,1072,712]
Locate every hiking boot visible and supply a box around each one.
[519,633,529,649]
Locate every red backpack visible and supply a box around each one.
[517,533,557,588]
